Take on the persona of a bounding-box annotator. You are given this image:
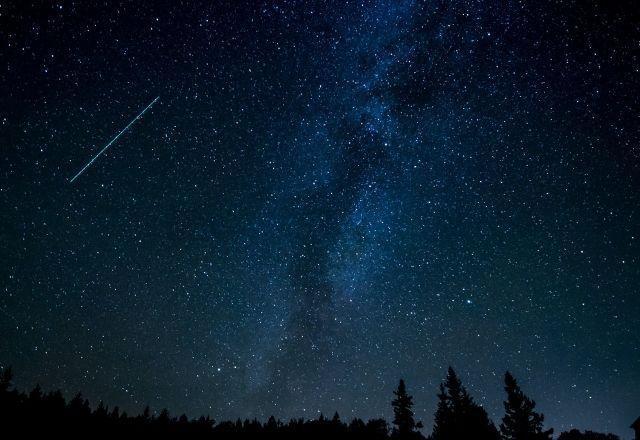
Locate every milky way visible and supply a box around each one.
[1,1,638,437]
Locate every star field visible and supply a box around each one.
[1,0,639,437]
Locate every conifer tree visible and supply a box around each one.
[158,408,170,425]
[430,367,499,440]
[500,372,553,440]
[392,379,419,438]
[431,383,452,440]
[142,405,151,420]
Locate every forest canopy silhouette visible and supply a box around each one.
[0,366,621,439]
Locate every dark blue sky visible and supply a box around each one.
[1,0,639,437]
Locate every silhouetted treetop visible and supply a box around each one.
[0,366,624,440]
[501,371,553,440]
[392,379,417,438]
[431,367,499,440]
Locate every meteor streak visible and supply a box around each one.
[69,96,159,183]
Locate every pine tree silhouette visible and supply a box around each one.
[392,379,420,438]
[431,382,452,440]
[0,364,620,440]
[158,408,170,425]
[430,367,499,440]
[500,372,553,440]
[141,404,151,421]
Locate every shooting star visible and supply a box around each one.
[69,96,160,183]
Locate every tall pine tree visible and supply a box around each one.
[392,379,420,438]
[430,367,499,440]
[431,383,453,440]
[500,372,553,440]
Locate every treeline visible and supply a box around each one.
[0,366,620,439]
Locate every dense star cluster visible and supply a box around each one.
[1,0,638,437]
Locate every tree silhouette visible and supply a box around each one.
[158,408,170,425]
[392,379,421,438]
[558,430,620,440]
[500,372,553,440]
[0,365,623,439]
[141,404,151,421]
[430,367,499,440]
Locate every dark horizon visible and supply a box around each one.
[1,0,638,438]
[0,366,628,439]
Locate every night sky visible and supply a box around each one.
[1,0,639,437]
